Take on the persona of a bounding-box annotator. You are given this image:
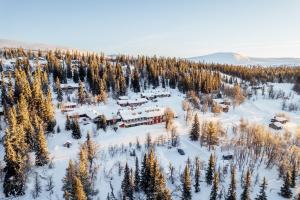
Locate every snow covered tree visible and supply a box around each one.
[181,164,192,200]
[210,172,219,200]
[291,163,297,188]
[255,177,267,200]
[62,160,76,199]
[194,156,201,193]
[35,123,49,166]
[65,115,71,131]
[134,156,140,192]
[131,68,140,93]
[240,169,251,200]
[72,118,81,139]
[73,176,87,200]
[78,81,85,105]
[32,172,42,199]
[190,114,200,141]
[55,77,63,102]
[206,154,215,185]
[121,163,133,200]
[280,171,292,198]
[226,167,237,200]
[206,121,218,151]
[96,79,107,103]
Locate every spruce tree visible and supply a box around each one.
[72,118,81,139]
[280,171,292,198]
[78,81,85,105]
[206,154,215,185]
[121,163,133,200]
[141,153,149,192]
[194,156,201,193]
[78,146,90,197]
[226,167,237,200]
[190,114,200,141]
[240,169,251,200]
[55,77,63,102]
[73,176,87,200]
[207,121,218,151]
[62,160,76,199]
[210,172,219,200]
[134,156,140,192]
[182,164,192,200]
[35,123,50,166]
[255,177,267,200]
[291,163,297,188]
[65,115,71,131]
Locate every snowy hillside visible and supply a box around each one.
[189,52,300,67]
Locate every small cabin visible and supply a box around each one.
[269,122,283,130]
[63,141,72,148]
[271,116,288,124]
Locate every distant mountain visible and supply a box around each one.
[0,39,69,51]
[189,52,300,67]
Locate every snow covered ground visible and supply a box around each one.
[0,81,299,199]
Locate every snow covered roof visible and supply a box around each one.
[61,83,83,89]
[272,122,283,128]
[141,90,171,98]
[62,102,77,107]
[274,116,288,122]
[118,96,129,100]
[119,106,166,121]
[69,108,101,120]
[117,98,148,105]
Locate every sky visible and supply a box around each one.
[1,0,300,58]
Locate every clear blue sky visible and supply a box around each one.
[1,0,300,57]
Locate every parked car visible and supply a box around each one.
[177,148,185,155]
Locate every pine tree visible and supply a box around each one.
[226,167,237,200]
[78,146,90,197]
[255,177,267,200]
[182,164,192,200]
[206,154,215,185]
[207,121,218,151]
[3,107,27,197]
[73,68,79,83]
[55,77,63,102]
[121,163,133,200]
[35,122,50,166]
[73,176,87,200]
[241,169,251,200]
[280,171,292,198]
[131,68,140,93]
[72,118,81,139]
[65,115,71,130]
[62,160,76,199]
[140,153,149,192]
[96,79,107,103]
[291,163,297,188]
[194,156,201,193]
[32,172,42,199]
[134,156,140,192]
[78,81,85,105]
[210,172,219,200]
[190,114,200,141]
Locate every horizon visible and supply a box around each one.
[1,0,300,58]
